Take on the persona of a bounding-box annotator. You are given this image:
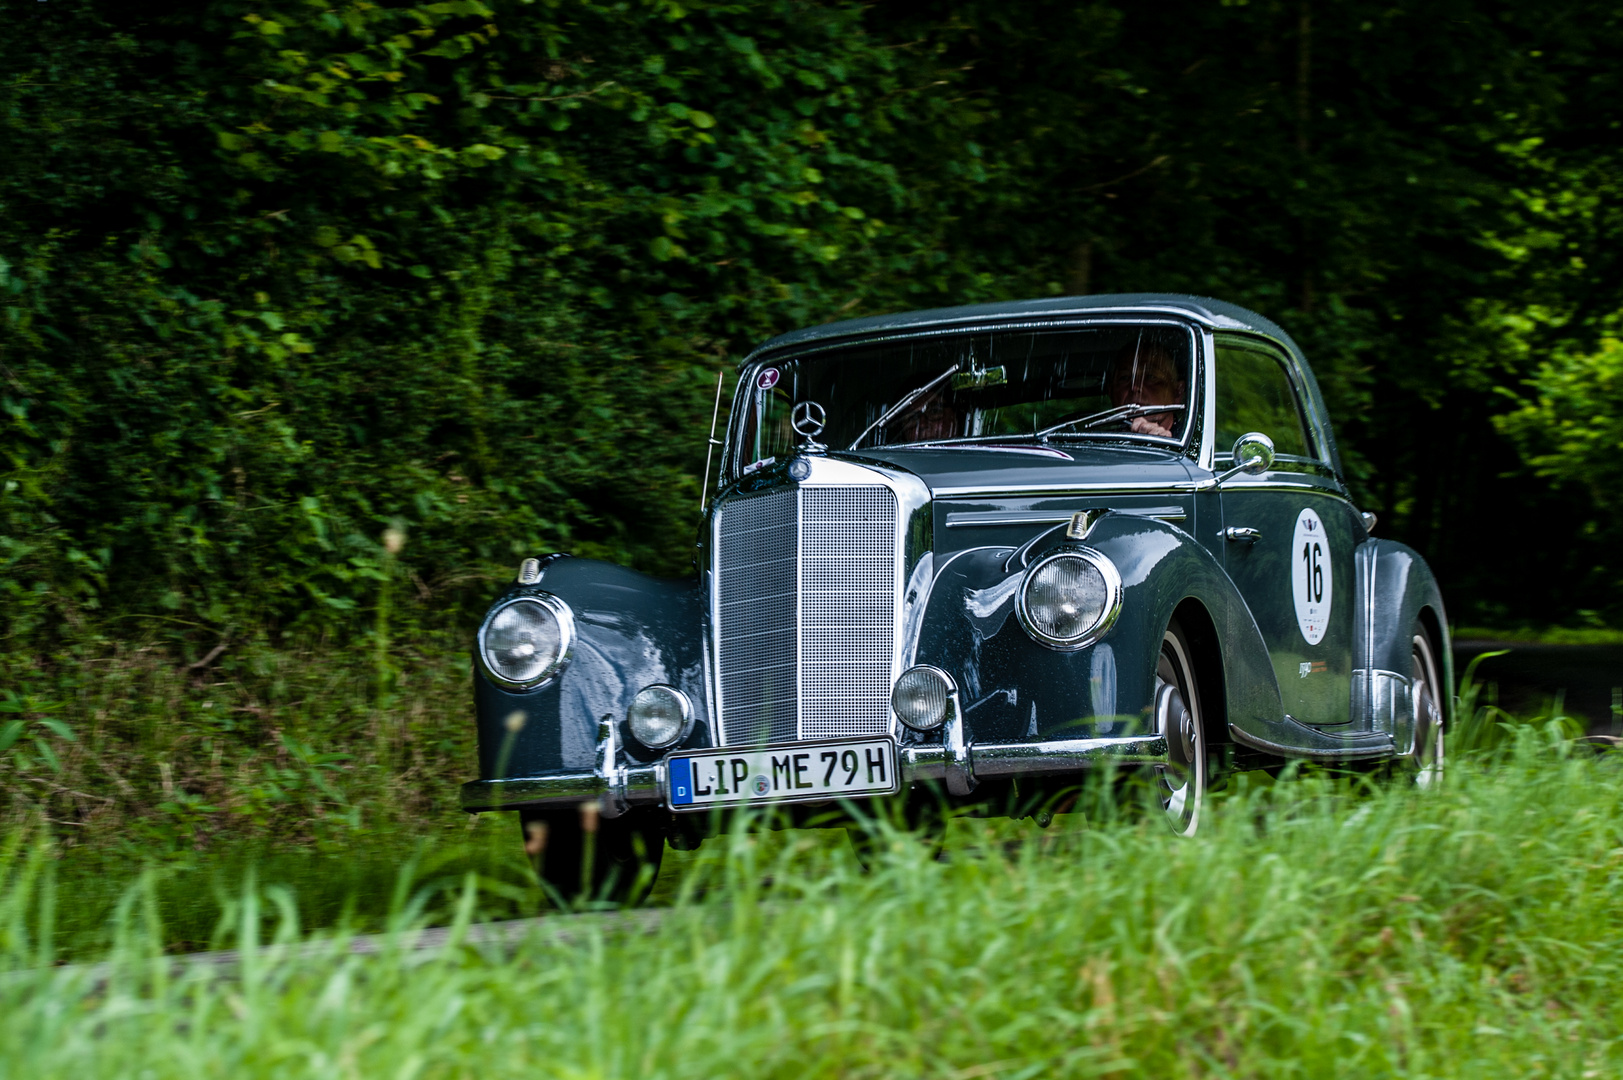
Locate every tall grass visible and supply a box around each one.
[3,728,1621,1078]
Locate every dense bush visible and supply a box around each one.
[4,0,1623,652]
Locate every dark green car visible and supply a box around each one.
[462,295,1450,899]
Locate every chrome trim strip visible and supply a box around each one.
[932,478,1346,499]
[1198,327,1217,473]
[1227,723,1395,762]
[904,734,1167,781]
[461,735,1168,811]
[944,506,1187,528]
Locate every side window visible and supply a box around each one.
[1214,343,1314,461]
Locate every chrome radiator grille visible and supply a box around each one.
[714,484,900,746]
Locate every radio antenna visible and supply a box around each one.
[700,369,726,512]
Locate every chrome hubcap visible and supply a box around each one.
[1154,629,1204,836]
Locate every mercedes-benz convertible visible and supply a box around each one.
[460,294,1451,900]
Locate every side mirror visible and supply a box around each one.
[1204,431,1276,489]
[1230,431,1275,475]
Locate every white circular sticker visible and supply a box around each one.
[1291,508,1333,645]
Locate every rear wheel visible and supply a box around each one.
[520,804,666,907]
[1409,626,1445,788]
[1154,619,1207,836]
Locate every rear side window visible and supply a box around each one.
[1214,343,1314,461]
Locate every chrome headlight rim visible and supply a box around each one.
[476,592,575,690]
[892,664,956,732]
[626,684,694,750]
[1014,547,1123,652]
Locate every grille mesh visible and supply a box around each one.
[717,489,798,745]
[800,487,898,740]
[715,483,900,746]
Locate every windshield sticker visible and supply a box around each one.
[1292,508,1332,645]
[756,368,780,391]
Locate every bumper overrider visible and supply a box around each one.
[460,711,1168,816]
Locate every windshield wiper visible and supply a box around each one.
[1035,402,1187,441]
[846,364,961,451]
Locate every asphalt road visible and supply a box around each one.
[1453,640,1623,735]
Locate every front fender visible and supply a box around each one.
[472,556,711,781]
[913,514,1284,744]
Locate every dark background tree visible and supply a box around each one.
[3,0,1621,651]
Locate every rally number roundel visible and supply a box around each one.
[1291,508,1333,645]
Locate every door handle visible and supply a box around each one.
[1221,527,1262,544]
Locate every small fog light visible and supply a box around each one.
[627,685,692,749]
[892,665,954,731]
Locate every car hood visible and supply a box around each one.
[843,443,1196,496]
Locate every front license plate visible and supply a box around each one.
[666,738,899,811]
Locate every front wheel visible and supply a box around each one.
[1154,619,1207,836]
[520,804,666,907]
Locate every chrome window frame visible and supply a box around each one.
[1209,332,1335,475]
[724,317,1209,484]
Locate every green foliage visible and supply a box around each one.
[0,0,994,645]
[1497,335,1623,533]
[4,0,1623,649]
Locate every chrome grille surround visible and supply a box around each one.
[712,467,904,747]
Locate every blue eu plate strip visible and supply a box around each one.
[668,756,693,806]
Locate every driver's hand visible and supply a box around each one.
[1129,416,1173,437]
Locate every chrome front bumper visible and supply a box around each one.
[460,715,1168,816]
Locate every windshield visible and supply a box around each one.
[733,323,1194,474]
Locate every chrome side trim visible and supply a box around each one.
[1227,722,1395,761]
[904,734,1167,782]
[932,480,1199,498]
[932,478,1349,499]
[944,506,1187,528]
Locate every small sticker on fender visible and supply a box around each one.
[1292,508,1333,645]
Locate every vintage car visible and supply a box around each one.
[460,294,1451,900]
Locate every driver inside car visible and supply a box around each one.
[1107,339,1187,438]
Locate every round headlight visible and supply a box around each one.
[892,665,954,731]
[1015,550,1122,650]
[627,685,691,749]
[479,595,573,688]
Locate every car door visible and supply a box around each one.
[1213,337,1357,728]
